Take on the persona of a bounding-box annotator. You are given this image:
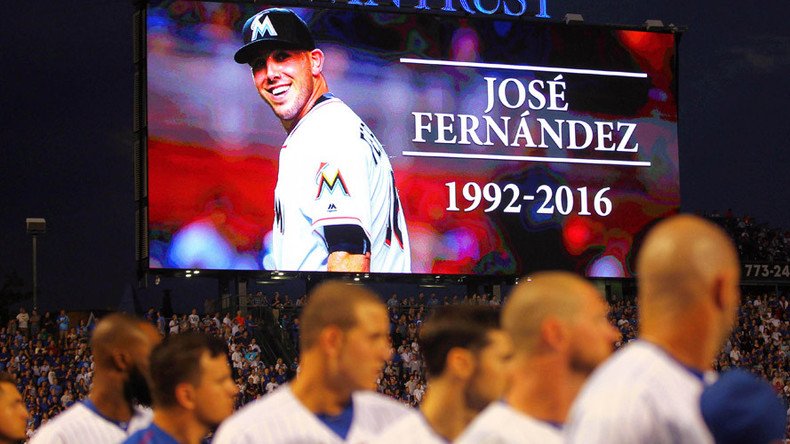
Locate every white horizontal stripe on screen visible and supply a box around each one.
[399,58,649,78]
[401,151,651,167]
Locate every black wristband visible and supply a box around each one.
[324,224,371,255]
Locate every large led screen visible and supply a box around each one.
[146,0,680,276]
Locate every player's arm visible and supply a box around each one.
[325,225,371,272]
[328,251,370,272]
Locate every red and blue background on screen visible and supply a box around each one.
[146,0,679,277]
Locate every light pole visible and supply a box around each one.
[26,218,46,309]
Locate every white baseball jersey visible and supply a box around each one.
[564,340,714,444]
[270,95,410,273]
[30,401,152,444]
[212,385,417,443]
[456,401,562,444]
[377,411,449,443]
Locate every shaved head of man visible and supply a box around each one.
[91,313,162,407]
[636,214,741,369]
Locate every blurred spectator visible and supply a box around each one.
[708,212,790,262]
[16,308,30,339]
[29,310,40,338]
[56,310,69,343]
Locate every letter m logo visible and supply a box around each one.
[252,15,278,40]
[315,163,350,199]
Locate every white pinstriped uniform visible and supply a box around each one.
[212,385,417,443]
[564,340,714,444]
[29,402,152,444]
[377,412,449,443]
[456,401,562,444]
[270,96,410,273]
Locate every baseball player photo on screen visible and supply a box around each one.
[233,8,411,274]
[146,1,681,278]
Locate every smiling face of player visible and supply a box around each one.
[251,47,327,132]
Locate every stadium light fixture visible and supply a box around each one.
[564,13,584,24]
[26,218,46,309]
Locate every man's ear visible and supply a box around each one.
[711,274,726,311]
[445,347,475,380]
[712,269,740,316]
[174,382,196,410]
[309,48,325,76]
[318,325,343,359]
[540,317,568,352]
[111,351,131,373]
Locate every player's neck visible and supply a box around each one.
[420,378,477,441]
[89,380,134,423]
[641,305,716,372]
[506,355,577,424]
[639,332,714,372]
[291,370,352,415]
[154,409,208,444]
[284,77,330,134]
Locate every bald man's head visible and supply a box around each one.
[636,215,740,311]
[503,272,616,369]
[91,313,161,406]
[91,313,158,361]
[636,214,742,364]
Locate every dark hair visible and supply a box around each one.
[149,332,228,407]
[419,305,501,378]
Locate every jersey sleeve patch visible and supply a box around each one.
[315,162,350,200]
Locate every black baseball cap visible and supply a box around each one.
[234,8,316,65]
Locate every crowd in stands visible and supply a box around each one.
[0,310,91,438]
[708,210,790,262]
[139,307,299,410]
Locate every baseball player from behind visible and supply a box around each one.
[234,8,410,273]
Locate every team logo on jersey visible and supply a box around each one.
[315,163,350,199]
[251,15,278,40]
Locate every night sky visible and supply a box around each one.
[1,0,788,310]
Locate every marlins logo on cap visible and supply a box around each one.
[234,8,316,64]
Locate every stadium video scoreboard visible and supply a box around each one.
[137,0,681,278]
